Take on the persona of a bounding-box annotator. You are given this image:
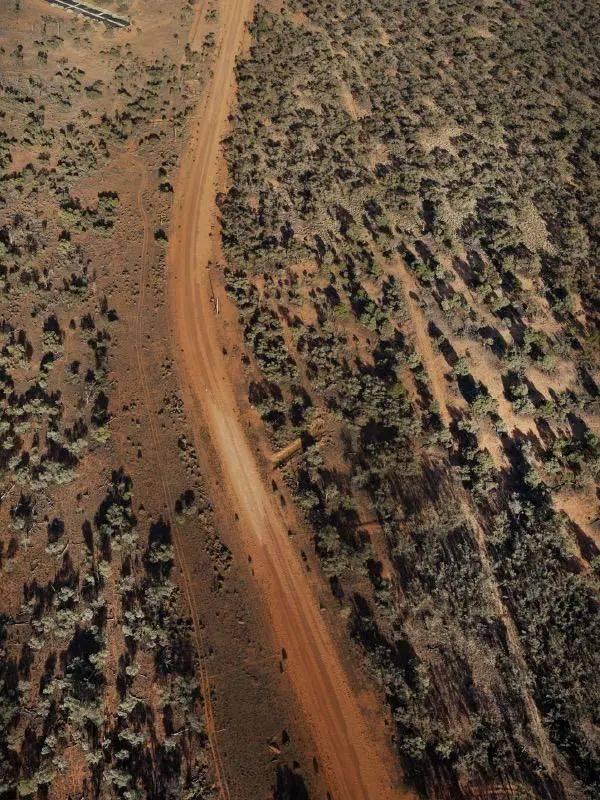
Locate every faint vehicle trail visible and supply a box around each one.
[387,257,556,773]
[392,257,452,426]
[167,2,411,799]
[133,163,232,800]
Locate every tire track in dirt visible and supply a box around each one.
[391,257,452,426]
[167,2,410,799]
[132,164,232,800]
[387,255,557,772]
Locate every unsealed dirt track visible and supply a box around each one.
[133,161,232,800]
[168,2,406,799]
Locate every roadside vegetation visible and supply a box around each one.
[219,1,599,797]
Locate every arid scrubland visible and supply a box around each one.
[1,0,598,798]
[218,1,599,797]
[0,1,227,798]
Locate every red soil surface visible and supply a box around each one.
[167,1,412,798]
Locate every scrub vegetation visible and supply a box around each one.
[1,0,598,798]
[218,1,599,797]
[0,2,221,798]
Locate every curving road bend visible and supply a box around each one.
[168,2,406,798]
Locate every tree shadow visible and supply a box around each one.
[273,765,310,800]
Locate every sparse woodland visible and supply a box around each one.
[0,1,222,798]
[1,0,598,798]
[220,1,599,797]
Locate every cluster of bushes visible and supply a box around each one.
[0,4,218,797]
[219,1,599,797]
[0,471,215,799]
[96,474,214,800]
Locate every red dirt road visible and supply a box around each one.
[168,2,408,798]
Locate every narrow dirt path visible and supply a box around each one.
[392,257,453,426]
[132,163,232,800]
[167,3,408,799]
